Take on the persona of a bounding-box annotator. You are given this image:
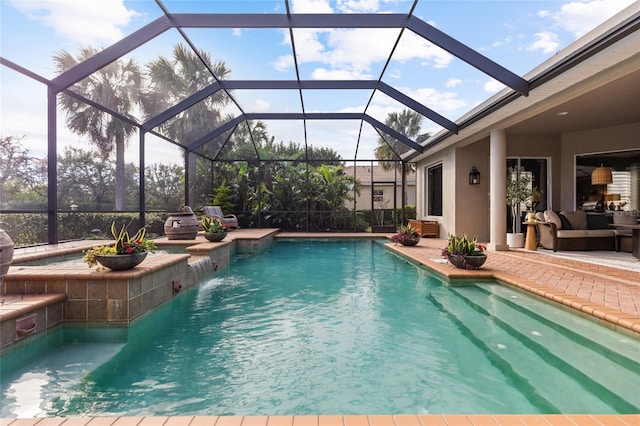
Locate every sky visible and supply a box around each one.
[0,0,636,163]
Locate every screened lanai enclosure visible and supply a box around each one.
[0,0,530,246]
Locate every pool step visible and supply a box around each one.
[428,287,640,413]
[0,293,66,355]
[450,285,640,411]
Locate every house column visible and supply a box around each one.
[489,128,509,251]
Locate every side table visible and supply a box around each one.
[523,222,538,251]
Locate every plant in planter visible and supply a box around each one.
[84,222,156,270]
[391,224,420,246]
[441,234,487,269]
[506,166,535,248]
[202,216,228,242]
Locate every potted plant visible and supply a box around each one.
[202,216,228,242]
[506,166,535,248]
[441,234,487,269]
[84,222,156,270]
[391,224,420,246]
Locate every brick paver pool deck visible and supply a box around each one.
[2,232,639,425]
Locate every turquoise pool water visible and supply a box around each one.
[1,240,639,416]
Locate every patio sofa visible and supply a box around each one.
[536,210,616,251]
[536,210,638,252]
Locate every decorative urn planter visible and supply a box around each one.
[204,232,227,242]
[0,228,15,286]
[95,252,148,271]
[507,233,525,248]
[164,206,199,240]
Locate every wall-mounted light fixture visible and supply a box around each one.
[469,167,480,185]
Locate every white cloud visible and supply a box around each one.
[273,54,295,71]
[251,99,271,112]
[445,78,462,88]
[291,0,334,13]
[552,0,636,38]
[387,69,402,79]
[526,31,560,54]
[395,31,453,69]
[337,0,381,13]
[312,67,373,79]
[409,87,468,113]
[277,27,453,79]
[484,79,506,94]
[10,0,138,45]
[491,36,514,49]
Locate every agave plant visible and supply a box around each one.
[84,222,155,269]
[442,234,486,257]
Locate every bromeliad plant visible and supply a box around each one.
[202,216,227,233]
[441,233,486,258]
[391,224,419,245]
[84,222,156,269]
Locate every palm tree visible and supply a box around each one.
[54,47,142,211]
[374,109,428,171]
[141,43,232,206]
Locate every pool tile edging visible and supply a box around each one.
[2,414,640,426]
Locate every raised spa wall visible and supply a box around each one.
[0,230,278,354]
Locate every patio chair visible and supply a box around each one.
[203,206,239,229]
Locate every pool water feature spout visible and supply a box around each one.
[15,313,36,338]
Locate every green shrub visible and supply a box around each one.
[0,212,167,247]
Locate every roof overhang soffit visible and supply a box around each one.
[50,13,529,99]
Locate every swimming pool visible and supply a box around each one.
[1,239,639,416]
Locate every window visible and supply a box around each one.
[576,150,640,212]
[427,163,443,216]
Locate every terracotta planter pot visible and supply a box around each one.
[95,252,148,271]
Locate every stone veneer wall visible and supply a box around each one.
[0,295,66,353]
[2,254,191,326]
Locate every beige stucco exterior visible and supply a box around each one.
[344,165,416,211]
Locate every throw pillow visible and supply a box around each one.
[560,210,587,230]
[557,213,573,230]
[544,210,562,229]
[587,214,613,229]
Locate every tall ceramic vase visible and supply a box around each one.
[0,228,15,286]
